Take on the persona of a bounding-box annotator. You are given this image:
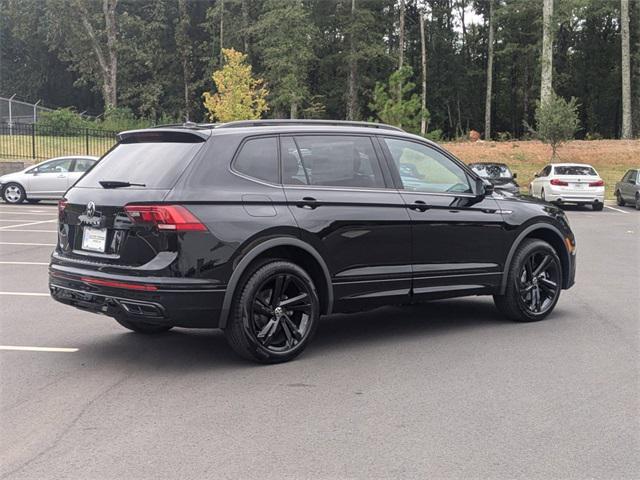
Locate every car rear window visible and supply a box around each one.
[75,140,204,189]
[554,166,597,176]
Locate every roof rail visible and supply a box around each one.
[215,119,404,132]
[151,122,219,130]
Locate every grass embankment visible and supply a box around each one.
[446,139,640,200]
[0,135,115,162]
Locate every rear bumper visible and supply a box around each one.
[545,188,604,204]
[49,264,225,328]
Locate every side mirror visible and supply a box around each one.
[534,173,540,178]
[475,177,494,197]
[512,172,518,179]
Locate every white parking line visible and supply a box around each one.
[0,291,49,296]
[0,261,49,265]
[0,229,57,233]
[0,211,58,215]
[604,205,629,214]
[0,220,57,230]
[0,346,78,353]
[0,242,56,246]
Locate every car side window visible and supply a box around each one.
[627,170,638,183]
[284,135,385,188]
[73,159,95,173]
[538,166,551,177]
[232,137,279,184]
[383,138,471,194]
[37,159,72,173]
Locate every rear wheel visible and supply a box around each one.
[114,314,173,334]
[494,239,562,322]
[2,183,25,204]
[636,193,640,210]
[224,260,320,363]
[592,201,604,211]
[615,190,625,206]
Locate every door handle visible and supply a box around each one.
[297,197,319,209]
[57,174,66,178]
[408,200,429,212]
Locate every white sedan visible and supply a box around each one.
[529,163,605,211]
[0,156,98,204]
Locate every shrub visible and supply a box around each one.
[38,108,90,131]
[531,91,580,159]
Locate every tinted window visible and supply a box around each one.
[284,135,384,188]
[73,158,96,172]
[384,138,471,193]
[233,137,278,183]
[539,166,551,177]
[76,141,204,189]
[554,166,597,176]
[38,159,72,173]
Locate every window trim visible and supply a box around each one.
[229,134,281,187]
[377,135,478,195]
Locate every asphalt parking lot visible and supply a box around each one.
[0,201,638,480]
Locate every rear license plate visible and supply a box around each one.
[572,183,585,189]
[82,227,107,252]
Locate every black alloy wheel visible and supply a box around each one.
[494,239,562,322]
[517,250,561,315]
[225,260,319,363]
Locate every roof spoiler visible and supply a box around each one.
[117,128,210,143]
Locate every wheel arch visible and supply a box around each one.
[218,237,333,329]
[500,223,571,294]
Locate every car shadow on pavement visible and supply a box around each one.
[75,297,546,370]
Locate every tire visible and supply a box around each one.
[541,188,547,202]
[615,191,625,206]
[636,193,640,211]
[26,199,41,204]
[114,314,173,334]
[592,202,604,211]
[494,239,562,322]
[224,259,320,364]
[2,183,25,204]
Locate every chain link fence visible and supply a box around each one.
[0,123,118,160]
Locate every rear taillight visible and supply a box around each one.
[124,204,207,231]
[588,179,604,187]
[550,179,569,186]
[58,199,68,214]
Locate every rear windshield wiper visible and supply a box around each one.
[99,180,146,189]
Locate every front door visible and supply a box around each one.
[379,137,507,299]
[27,158,72,198]
[281,134,412,310]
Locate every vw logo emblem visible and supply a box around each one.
[86,201,96,217]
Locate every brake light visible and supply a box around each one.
[80,276,158,291]
[124,205,207,231]
[58,199,68,214]
[588,179,604,187]
[550,179,568,186]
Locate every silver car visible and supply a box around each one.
[0,156,98,204]
[615,168,640,210]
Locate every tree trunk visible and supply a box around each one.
[419,10,427,135]
[346,0,358,120]
[242,0,249,53]
[484,0,494,140]
[398,0,405,70]
[219,0,225,65]
[177,0,191,121]
[540,0,553,105]
[621,0,632,138]
[76,0,118,110]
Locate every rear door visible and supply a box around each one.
[281,134,412,310]
[379,136,507,299]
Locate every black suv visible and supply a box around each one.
[49,120,576,363]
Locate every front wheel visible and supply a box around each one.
[114,314,173,334]
[2,183,25,204]
[224,260,320,363]
[615,191,625,206]
[494,239,562,322]
[635,193,640,210]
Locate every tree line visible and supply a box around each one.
[1,0,638,139]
